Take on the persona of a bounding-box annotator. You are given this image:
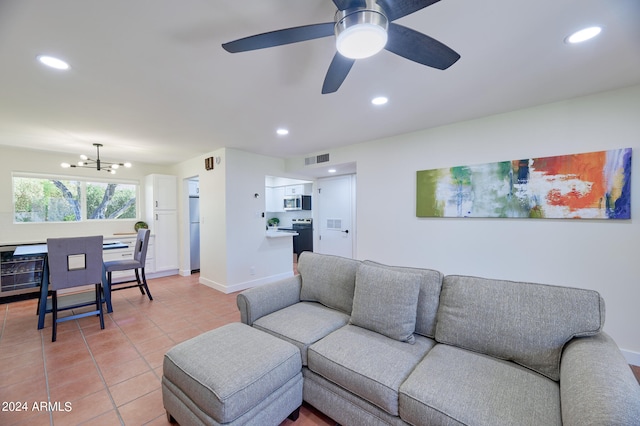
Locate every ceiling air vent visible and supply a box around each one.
[304,153,330,166]
[316,153,330,163]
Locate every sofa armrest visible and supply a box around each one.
[236,274,302,326]
[560,332,640,425]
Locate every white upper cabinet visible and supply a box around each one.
[266,186,285,212]
[147,174,177,210]
[284,185,304,196]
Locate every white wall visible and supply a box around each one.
[0,145,171,244]
[171,148,297,293]
[288,84,640,362]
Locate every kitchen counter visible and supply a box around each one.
[266,229,299,238]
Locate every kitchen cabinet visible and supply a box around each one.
[147,174,177,210]
[266,186,285,212]
[145,174,179,275]
[152,210,178,273]
[284,185,304,196]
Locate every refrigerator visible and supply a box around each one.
[189,196,200,272]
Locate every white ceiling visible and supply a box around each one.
[1,0,639,169]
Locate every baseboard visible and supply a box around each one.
[621,348,640,367]
[199,271,294,294]
[147,269,179,280]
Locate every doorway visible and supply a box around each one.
[188,178,200,273]
[315,174,356,258]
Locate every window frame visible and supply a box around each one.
[12,172,140,224]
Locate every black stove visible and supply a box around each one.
[289,219,312,256]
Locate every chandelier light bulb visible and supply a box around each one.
[59,143,132,173]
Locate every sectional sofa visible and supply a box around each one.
[236,252,640,425]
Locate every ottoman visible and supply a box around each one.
[162,322,303,426]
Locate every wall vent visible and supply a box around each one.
[304,153,330,166]
[316,153,330,163]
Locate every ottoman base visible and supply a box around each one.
[163,372,302,426]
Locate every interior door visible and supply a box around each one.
[316,174,355,258]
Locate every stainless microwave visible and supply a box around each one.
[284,195,311,211]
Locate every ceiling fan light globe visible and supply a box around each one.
[337,24,387,59]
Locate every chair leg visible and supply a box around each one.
[51,291,58,342]
[140,268,153,301]
[96,284,105,330]
[134,269,145,295]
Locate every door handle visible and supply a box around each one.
[342,230,349,234]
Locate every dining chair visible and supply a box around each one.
[104,228,153,301]
[46,235,105,342]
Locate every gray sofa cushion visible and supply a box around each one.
[399,344,561,426]
[253,301,350,365]
[363,260,443,338]
[307,324,435,416]
[298,252,359,315]
[436,275,605,381]
[350,263,421,344]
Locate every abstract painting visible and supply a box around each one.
[416,148,631,219]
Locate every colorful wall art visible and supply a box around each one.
[416,148,632,219]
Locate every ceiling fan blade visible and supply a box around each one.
[222,22,334,53]
[378,0,441,21]
[322,53,356,94]
[332,0,366,10]
[385,23,460,70]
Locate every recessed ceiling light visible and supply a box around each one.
[371,96,388,106]
[566,26,602,44]
[276,128,289,136]
[37,55,70,70]
[328,169,337,173]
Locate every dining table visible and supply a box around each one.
[13,241,128,329]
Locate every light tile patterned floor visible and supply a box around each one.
[0,274,334,426]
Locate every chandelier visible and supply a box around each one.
[61,143,132,174]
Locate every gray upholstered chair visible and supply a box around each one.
[46,235,105,342]
[104,229,153,301]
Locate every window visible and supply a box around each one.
[13,174,138,223]
[86,182,137,220]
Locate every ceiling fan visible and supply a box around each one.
[222,0,460,94]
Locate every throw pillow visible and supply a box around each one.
[350,263,421,344]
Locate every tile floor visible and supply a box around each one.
[0,274,334,426]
